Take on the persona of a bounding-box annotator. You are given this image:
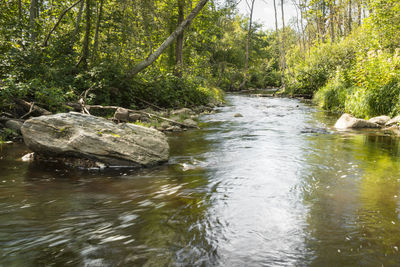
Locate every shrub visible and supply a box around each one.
[314,68,352,112]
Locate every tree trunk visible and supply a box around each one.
[74,0,85,35]
[29,0,38,42]
[330,0,335,43]
[299,1,306,55]
[239,0,255,90]
[92,0,104,62]
[80,0,91,68]
[273,0,284,82]
[280,0,286,88]
[174,0,185,78]
[127,0,209,78]
[348,0,352,33]
[18,0,22,24]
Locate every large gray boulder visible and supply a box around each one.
[334,113,380,129]
[21,112,169,168]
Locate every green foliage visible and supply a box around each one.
[286,37,356,96]
[0,0,282,113]
[343,49,400,118]
[314,68,352,112]
[289,0,400,119]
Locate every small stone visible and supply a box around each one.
[183,119,197,128]
[114,107,129,122]
[128,113,141,122]
[160,121,170,129]
[21,152,35,162]
[170,116,180,121]
[166,126,181,132]
[171,108,194,116]
[234,113,243,117]
[5,120,23,133]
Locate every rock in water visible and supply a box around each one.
[369,115,391,125]
[334,113,380,129]
[21,112,169,168]
[386,115,400,127]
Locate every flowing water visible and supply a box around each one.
[2,93,400,266]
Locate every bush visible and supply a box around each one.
[314,68,352,112]
[286,31,358,96]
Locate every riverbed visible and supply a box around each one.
[1,94,400,266]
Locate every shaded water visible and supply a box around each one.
[2,94,400,266]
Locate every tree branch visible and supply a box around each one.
[43,0,84,47]
[127,0,209,78]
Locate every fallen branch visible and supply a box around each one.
[86,105,199,129]
[20,102,35,119]
[14,99,51,117]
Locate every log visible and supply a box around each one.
[14,99,51,117]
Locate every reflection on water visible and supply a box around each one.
[1,94,400,265]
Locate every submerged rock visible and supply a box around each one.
[369,115,391,125]
[234,113,243,117]
[21,112,169,168]
[334,113,380,129]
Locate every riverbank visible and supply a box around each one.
[0,98,223,144]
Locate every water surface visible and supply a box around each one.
[1,94,400,266]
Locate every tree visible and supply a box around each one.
[175,0,185,77]
[128,0,209,78]
[239,0,255,89]
[29,0,38,41]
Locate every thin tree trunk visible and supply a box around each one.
[92,0,104,62]
[239,0,255,90]
[18,0,23,38]
[174,0,185,78]
[43,0,84,47]
[348,0,352,33]
[273,0,283,82]
[280,0,286,88]
[18,0,22,24]
[299,1,306,55]
[330,0,335,43]
[127,0,209,78]
[29,0,38,42]
[80,0,91,68]
[73,0,85,40]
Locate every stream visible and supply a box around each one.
[1,93,400,266]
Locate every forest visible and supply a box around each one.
[0,0,282,116]
[1,0,400,121]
